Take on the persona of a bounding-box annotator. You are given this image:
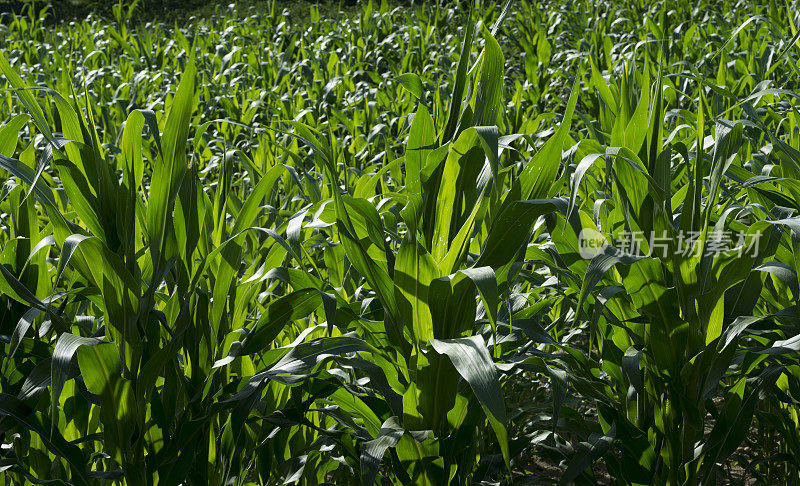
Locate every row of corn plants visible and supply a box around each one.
[1,0,800,484]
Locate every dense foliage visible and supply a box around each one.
[1,0,800,484]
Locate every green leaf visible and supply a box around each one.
[211,164,285,329]
[267,336,378,376]
[701,366,782,482]
[147,55,197,269]
[590,55,618,114]
[394,240,438,347]
[431,128,484,263]
[0,51,54,143]
[0,114,30,157]
[222,289,325,362]
[472,27,504,126]
[559,423,616,485]
[477,198,567,270]
[0,393,90,486]
[406,106,435,195]
[441,7,475,143]
[77,343,140,475]
[360,417,405,486]
[513,70,581,202]
[397,73,424,101]
[458,266,498,331]
[0,154,57,208]
[429,335,509,469]
[50,333,102,439]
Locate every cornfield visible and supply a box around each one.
[1,0,800,484]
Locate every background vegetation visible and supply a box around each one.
[1,0,800,484]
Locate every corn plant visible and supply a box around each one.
[2,0,800,484]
